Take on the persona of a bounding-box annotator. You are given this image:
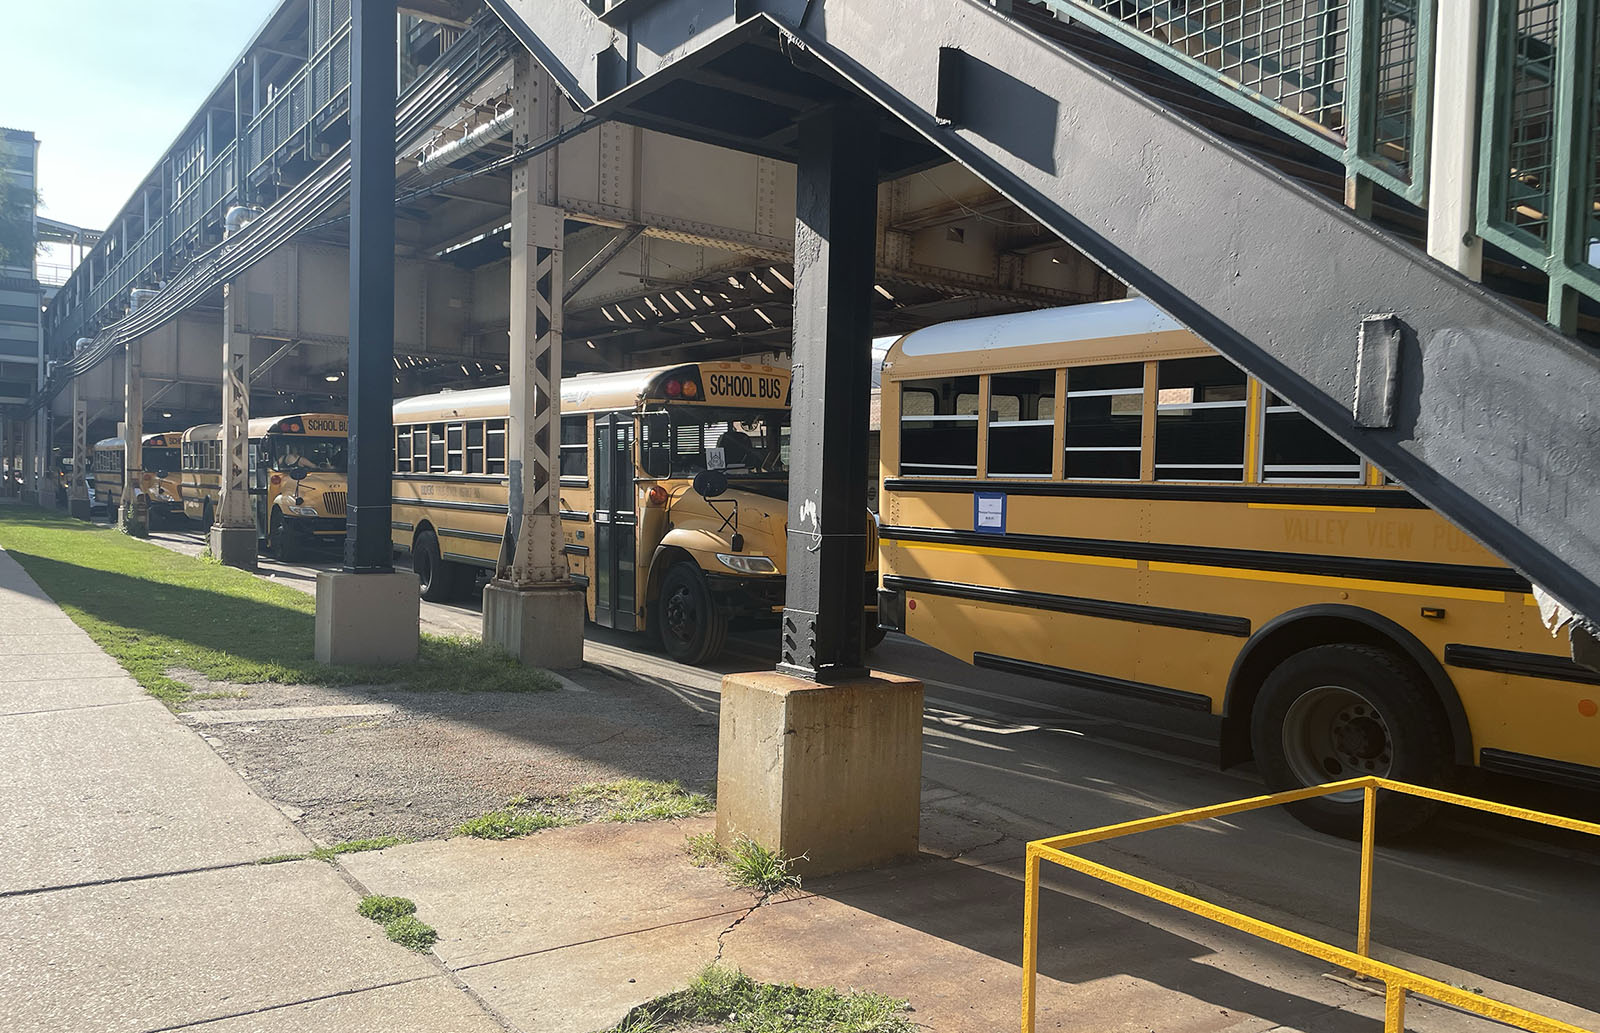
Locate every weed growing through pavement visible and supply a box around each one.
[257,835,408,865]
[356,895,438,952]
[382,915,439,953]
[683,834,802,895]
[602,963,913,1033]
[453,807,571,840]
[686,831,728,868]
[725,838,802,894]
[454,779,713,840]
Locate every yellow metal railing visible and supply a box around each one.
[1022,777,1600,1033]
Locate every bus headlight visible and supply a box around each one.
[289,506,319,517]
[716,553,777,575]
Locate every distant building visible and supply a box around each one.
[0,127,41,411]
[0,127,42,487]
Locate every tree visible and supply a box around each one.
[0,163,40,270]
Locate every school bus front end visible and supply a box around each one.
[258,414,348,559]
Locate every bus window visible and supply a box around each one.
[1156,356,1247,482]
[987,370,1054,478]
[447,424,466,473]
[486,420,507,475]
[1065,362,1144,480]
[1262,392,1363,483]
[900,376,979,477]
[428,423,446,471]
[467,422,486,474]
[560,415,588,481]
[395,426,413,472]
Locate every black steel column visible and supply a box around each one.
[345,0,397,573]
[778,105,879,682]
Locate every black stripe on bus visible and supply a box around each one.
[560,510,589,522]
[390,496,508,515]
[1478,750,1600,792]
[439,527,503,543]
[1443,644,1600,686]
[884,574,1249,637]
[879,525,1530,594]
[442,551,496,569]
[973,652,1213,711]
[392,520,414,533]
[570,573,591,588]
[563,543,590,556]
[883,478,1427,510]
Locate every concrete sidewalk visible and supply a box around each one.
[0,545,504,1033]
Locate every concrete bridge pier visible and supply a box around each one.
[716,106,923,877]
[69,383,90,521]
[314,0,419,666]
[481,54,584,672]
[119,335,147,537]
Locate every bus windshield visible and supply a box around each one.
[268,435,347,473]
[643,406,790,478]
[146,447,180,474]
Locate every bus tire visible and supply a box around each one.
[414,528,459,602]
[201,499,214,528]
[1251,643,1453,840]
[658,562,728,665]
[269,510,298,562]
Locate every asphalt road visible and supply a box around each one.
[141,523,1600,1022]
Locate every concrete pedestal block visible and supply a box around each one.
[716,670,923,877]
[69,498,91,521]
[482,580,585,670]
[119,504,148,538]
[209,525,258,572]
[314,571,421,665]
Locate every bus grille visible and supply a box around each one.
[323,492,347,516]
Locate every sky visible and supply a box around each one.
[0,1,279,235]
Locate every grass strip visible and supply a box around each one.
[605,964,912,1033]
[0,506,558,705]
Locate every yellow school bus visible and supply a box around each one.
[90,433,184,526]
[878,298,1600,836]
[393,362,879,664]
[181,413,348,558]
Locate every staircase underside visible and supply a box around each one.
[488,0,1600,624]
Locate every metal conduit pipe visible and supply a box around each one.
[415,106,517,176]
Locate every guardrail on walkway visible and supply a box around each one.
[1021,777,1600,1033]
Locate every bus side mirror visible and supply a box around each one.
[693,469,728,499]
[289,466,310,480]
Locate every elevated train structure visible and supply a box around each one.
[20,0,1600,813]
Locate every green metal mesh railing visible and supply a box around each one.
[1026,0,1599,330]
[1479,0,1599,329]
[1026,0,1433,202]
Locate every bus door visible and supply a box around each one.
[593,412,637,631]
[248,440,269,539]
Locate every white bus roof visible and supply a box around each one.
[890,297,1186,359]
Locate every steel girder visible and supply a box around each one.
[488,0,1600,623]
